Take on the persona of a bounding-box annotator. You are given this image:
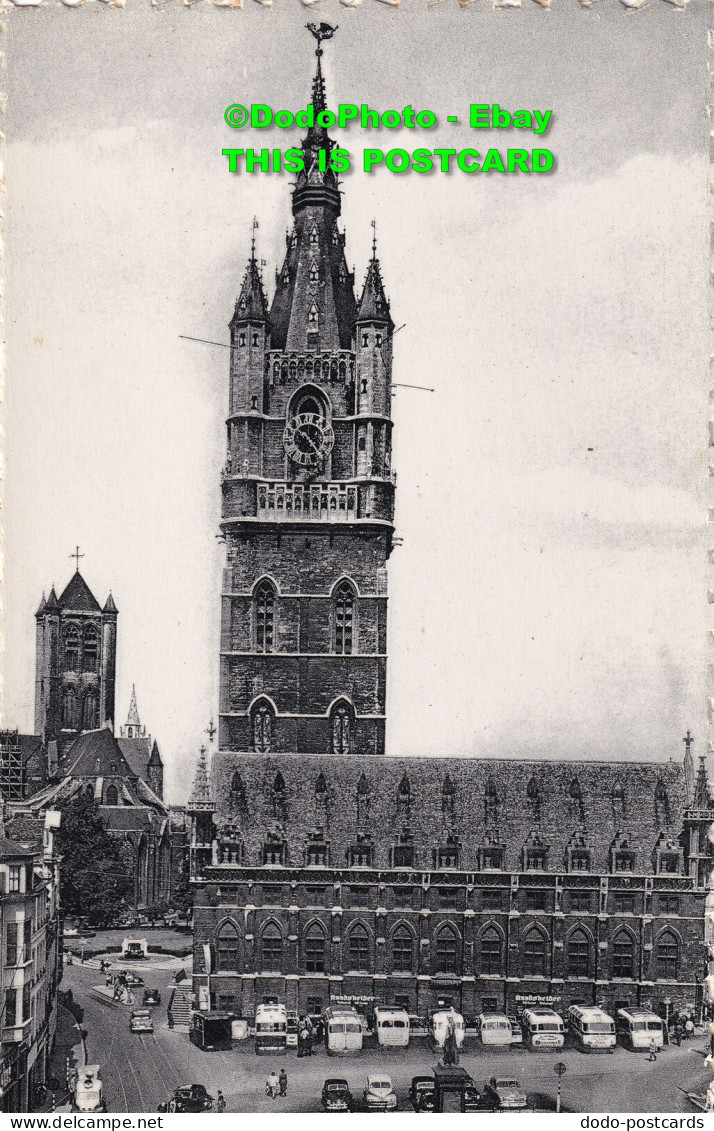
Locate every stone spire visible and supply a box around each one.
[188,745,214,811]
[231,220,268,327]
[693,754,712,810]
[357,225,393,327]
[269,24,356,352]
[683,730,695,804]
[127,684,140,727]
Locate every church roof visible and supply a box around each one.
[103,592,118,614]
[58,571,102,613]
[63,728,137,781]
[117,737,153,782]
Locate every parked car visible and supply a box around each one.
[484,1076,528,1110]
[463,1080,497,1112]
[508,1015,524,1046]
[167,1084,213,1113]
[321,1079,354,1112]
[129,1009,154,1033]
[143,988,161,1006]
[364,1075,397,1111]
[410,1076,435,1112]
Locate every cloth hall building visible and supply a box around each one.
[190,29,714,1025]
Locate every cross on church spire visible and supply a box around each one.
[70,545,85,572]
[683,730,693,755]
[206,718,217,744]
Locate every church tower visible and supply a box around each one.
[34,568,118,757]
[218,27,394,757]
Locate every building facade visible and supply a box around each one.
[192,751,712,1021]
[0,809,61,1113]
[191,29,713,1028]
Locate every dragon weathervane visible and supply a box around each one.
[306,22,338,55]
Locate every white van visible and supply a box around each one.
[615,1008,664,1051]
[568,1005,616,1052]
[324,1006,363,1055]
[374,1007,410,1048]
[431,1008,465,1049]
[522,1007,565,1049]
[478,1013,513,1047]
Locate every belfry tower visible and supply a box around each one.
[218,26,394,757]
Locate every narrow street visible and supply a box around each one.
[63,961,714,1114]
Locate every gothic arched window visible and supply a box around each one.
[260,922,283,970]
[656,930,679,979]
[62,687,78,730]
[105,784,118,806]
[356,773,370,824]
[331,701,353,756]
[347,923,370,972]
[333,581,356,655]
[392,925,414,973]
[305,923,326,973]
[397,774,411,819]
[270,771,287,821]
[484,778,499,826]
[434,926,459,975]
[215,922,239,971]
[523,928,547,976]
[612,930,635,979]
[82,689,99,730]
[64,626,80,671]
[566,929,590,977]
[480,927,502,975]
[254,581,276,654]
[442,775,456,817]
[82,625,99,673]
[230,771,247,812]
[251,700,274,754]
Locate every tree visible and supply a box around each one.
[56,794,132,927]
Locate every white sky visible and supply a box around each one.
[2,2,709,801]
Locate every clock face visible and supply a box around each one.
[283,412,334,467]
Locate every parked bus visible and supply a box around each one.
[567,1006,616,1052]
[324,1006,363,1055]
[522,1008,565,1050]
[374,1007,410,1048]
[615,1008,664,1052]
[478,1013,513,1047]
[254,1003,287,1055]
[431,1008,465,1049]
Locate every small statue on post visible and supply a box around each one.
[441,1017,459,1068]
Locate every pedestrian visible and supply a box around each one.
[708,1019,714,1056]
[216,1090,226,1113]
[674,1022,682,1046]
[279,1068,287,1097]
[686,1017,695,1040]
[266,1071,279,1100]
[648,1037,657,1062]
[297,1022,306,1058]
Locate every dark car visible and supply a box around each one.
[168,1084,213,1113]
[321,1078,353,1113]
[484,1075,527,1111]
[143,989,161,1006]
[464,1080,497,1113]
[410,1076,435,1113]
